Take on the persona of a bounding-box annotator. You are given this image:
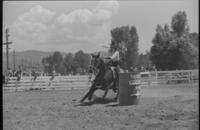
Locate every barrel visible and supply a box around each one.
[119,72,141,106]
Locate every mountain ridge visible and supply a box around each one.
[2,50,108,72]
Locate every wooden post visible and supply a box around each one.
[155,70,158,85]
[189,71,193,87]
[15,78,18,92]
[3,28,12,70]
[148,72,151,87]
[169,72,172,85]
[13,50,16,70]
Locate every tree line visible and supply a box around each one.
[41,50,90,75]
[41,11,198,75]
[150,11,198,70]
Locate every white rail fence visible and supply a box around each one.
[140,69,198,87]
[3,69,199,92]
[3,75,92,91]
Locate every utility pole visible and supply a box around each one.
[13,50,16,70]
[3,28,12,70]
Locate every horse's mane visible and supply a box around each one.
[93,57,107,85]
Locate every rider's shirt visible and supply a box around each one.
[109,50,120,62]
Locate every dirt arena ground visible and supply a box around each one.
[3,84,199,130]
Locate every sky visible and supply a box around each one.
[3,0,199,54]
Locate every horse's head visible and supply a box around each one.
[90,52,103,70]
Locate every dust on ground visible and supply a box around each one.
[3,84,199,130]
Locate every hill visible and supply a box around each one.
[3,50,67,73]
[2,50,109,75]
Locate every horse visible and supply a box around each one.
[80,52,119,102]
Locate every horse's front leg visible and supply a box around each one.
[88,86,97,101]
[80,83,96,102]
[80,90,90,103]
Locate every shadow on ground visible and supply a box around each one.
[75,98,117,106]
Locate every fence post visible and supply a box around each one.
[155,70,158,85]
[169,71,172,85]
[148,73,151,87]
[15,79,18,92]
[189,71,193,87]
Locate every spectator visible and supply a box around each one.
[48,68,56,86]
[8,68,12,77]
[13,70,17,77]
[141,66,144,72]
[16,66,22,81]
[50,69,56,81]
[133,67,138,73]
[15,66,22,92]
[31,69,37,81]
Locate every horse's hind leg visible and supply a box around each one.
[80,88,94,102]
[102,82,114,99]
[114,90,119,102]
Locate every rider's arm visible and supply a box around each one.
[109,51,119,61]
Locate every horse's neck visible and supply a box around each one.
[98,59,106,75]
[95,59,106,81]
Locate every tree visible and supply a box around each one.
[56,62,66,75]
[41,51,63,74]
[189,32,199,69]
[74,50,90,69]
[110,25,139,70]
[171,11,188,37]
[150,11,198,70]
[189,32,199,48]
[41,50,91,75]
[52,52,63,74]
[63,53,74,74]
[137,50,152,70]
[150,24,176,70]
[72,50,90,74]
[41,55,54,74]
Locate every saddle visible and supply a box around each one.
[106,60,119,80]
[110,66,119,93]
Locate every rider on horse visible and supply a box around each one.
[80,41,120,102]
[107,40,120,80]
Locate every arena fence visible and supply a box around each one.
[140,69,198,87]
[3,69,199,92]
[3,75,92,91]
